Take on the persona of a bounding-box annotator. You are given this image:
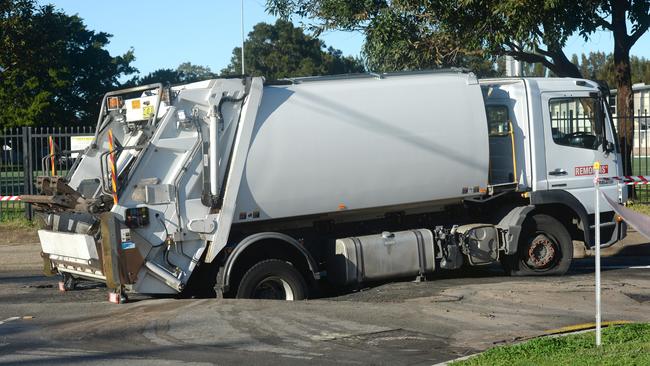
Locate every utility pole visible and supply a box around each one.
[505,55,522,77]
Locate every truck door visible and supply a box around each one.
[541,92,620,213]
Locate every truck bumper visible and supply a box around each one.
[588,213,627,249]
[38,230,106,281]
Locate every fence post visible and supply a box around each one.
[21,126,33,220]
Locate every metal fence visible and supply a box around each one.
[0,126,95,220]
[615,113,650,202]
[2,114,650,220]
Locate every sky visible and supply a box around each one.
[41,0,650,77]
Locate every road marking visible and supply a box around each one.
[280,354,314,360]
[583,265,650,270]
[0,317,20,326]
[545,320,633,335]
[431,353,480,366]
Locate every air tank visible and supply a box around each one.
[234,71,489,223]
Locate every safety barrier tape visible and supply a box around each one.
[612,176,650,185]
[0,196,21,201]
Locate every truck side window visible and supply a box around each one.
[549,97,603,150]
[486,105,510,136]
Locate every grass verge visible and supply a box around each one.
[452,323,650,366]
[0,215,38,245]
[627,201,650,216]
[0,215,35,230]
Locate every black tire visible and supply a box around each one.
[62,272,77,291]
[236,259,308,300]
[504,214,573,276]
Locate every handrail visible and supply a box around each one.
[509,120,518,185]
[93,83,164,139]
[41,149,87,178]
[98,145,145,196]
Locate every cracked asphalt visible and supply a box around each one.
[1,233,650,365]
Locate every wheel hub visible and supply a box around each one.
[526,235,557,269]
[252,277,294,300]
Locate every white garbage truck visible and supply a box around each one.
[22,70,627,301]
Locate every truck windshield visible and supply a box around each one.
[549,97,603,150]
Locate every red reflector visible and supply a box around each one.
[108,291,126,304]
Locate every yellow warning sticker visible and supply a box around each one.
[131,99,141,109]
[143,105,154,119]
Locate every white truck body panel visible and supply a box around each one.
[38,230,99,260]
[234,72,489,223]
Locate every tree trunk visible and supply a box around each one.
[611,0,635,197]
[548,46,583,79]
[615,52,634,177]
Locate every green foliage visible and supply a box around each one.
[627,201,650,216]
[0,212,34,227]
[266,1,649,79]
[453,323,650,366]
[0,0,137,128]
[133,62,218,86]
[268,2,499,76]
[220,19,364,80]
[569,52,650,87]
[630,56,650,85]
[135,68,184,86]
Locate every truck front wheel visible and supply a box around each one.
[504,214,573,276]
[236,259,308,300]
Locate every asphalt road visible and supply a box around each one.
[1,237,650,365]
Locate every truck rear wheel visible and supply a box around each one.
[504,214,573,276]
[236,259,308,300]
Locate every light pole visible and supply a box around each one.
[594,161,602,347]
[241,0,245,75]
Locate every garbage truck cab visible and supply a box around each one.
[22,71,626,301]
[482,77,624,248]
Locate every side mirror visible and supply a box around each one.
[603,140,615,153]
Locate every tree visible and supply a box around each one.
[569,52,650,90]
[220,19,364,80]
[133,62,217,86]
[267,3,499,76]
[267,0,650,176]
[176,62,217,82]
[136,68,184,86]
[571,52,615,86]
[0,0,137,127]
[630,55,650,84]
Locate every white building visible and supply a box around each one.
[610,83,650,156]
